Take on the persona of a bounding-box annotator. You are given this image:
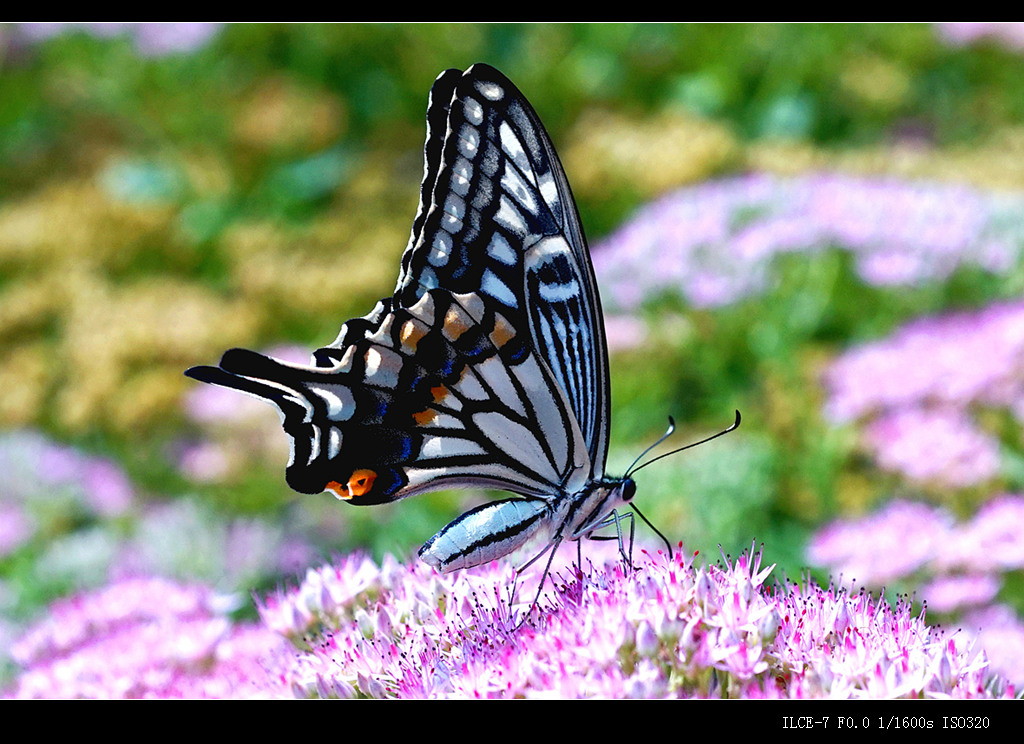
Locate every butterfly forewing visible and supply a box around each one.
[393,65,610,473]
[185,63,610,534]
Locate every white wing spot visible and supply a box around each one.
[421,435,487,459]
[495,194,527,235]
[443,192,466,222]
[481,268,518,307]
[486,232,517,266]
[538,172,561,216]
[458,124,480,159]
[328,426,342,459]
[308,426,321,465]
[364,347,400,388]
[452,156,473,196]
[306,383,356,421]
[428,232,452,267]
[476,80,504,101]
[499,122,533,182]
[537,278,580,303]
[464,97,484,125]
[501,165,538,215]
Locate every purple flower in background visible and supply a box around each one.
[0,502,34,557]
[920,575,1000,614]
[809,497,1024,586]
[593,173,1024,314]
[37,440,135,517]
[131,23,225,56]
[823,300,1024,488]
[0,431,134,520]
[14,22,223,57]
[824,301,1024,423]
[113,497,315,590]
[864,407,1002,487]
[937,496,1024,573]
[808,500,955,585]
[963,605,1024,688]
[936,22,1024,51]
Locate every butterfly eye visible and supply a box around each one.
[622,479,637,502]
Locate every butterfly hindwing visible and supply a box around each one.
[188,286,586,503]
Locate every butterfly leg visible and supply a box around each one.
[512,538,562,630]
[586,509,636,571]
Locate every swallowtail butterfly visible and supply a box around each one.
[186,64,737,580]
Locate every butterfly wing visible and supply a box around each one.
[390,64,611,476]
[185,64,608,504]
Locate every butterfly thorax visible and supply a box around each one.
[557,475,636,542]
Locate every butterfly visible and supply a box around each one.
[186,63,738,584]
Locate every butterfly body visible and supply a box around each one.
[187,64,632,574]
[419,476,636,572]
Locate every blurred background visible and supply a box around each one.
[2,22,1024,686]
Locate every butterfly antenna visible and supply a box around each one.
[626,410,741,477]
[624,417,677,476]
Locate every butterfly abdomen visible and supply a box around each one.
[418,497,551,572]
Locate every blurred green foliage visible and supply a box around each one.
[3,22,1024,612]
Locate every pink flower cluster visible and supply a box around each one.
[255,544,1010,698]
[8,546,1014,698]
[809,496,1024,685]
[824,300,1024,487]
[5,577,289,698]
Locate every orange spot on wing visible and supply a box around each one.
[413,408,436,425]
[489,313,516,349]
[325,480,349,500]
[411,385,447,426]
[348,469,376,497]
[325,469,377,500]
[443,306,470,341]
[400,319,426,350]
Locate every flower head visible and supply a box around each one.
[255,543,1012,699]
[6,577,289,699]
